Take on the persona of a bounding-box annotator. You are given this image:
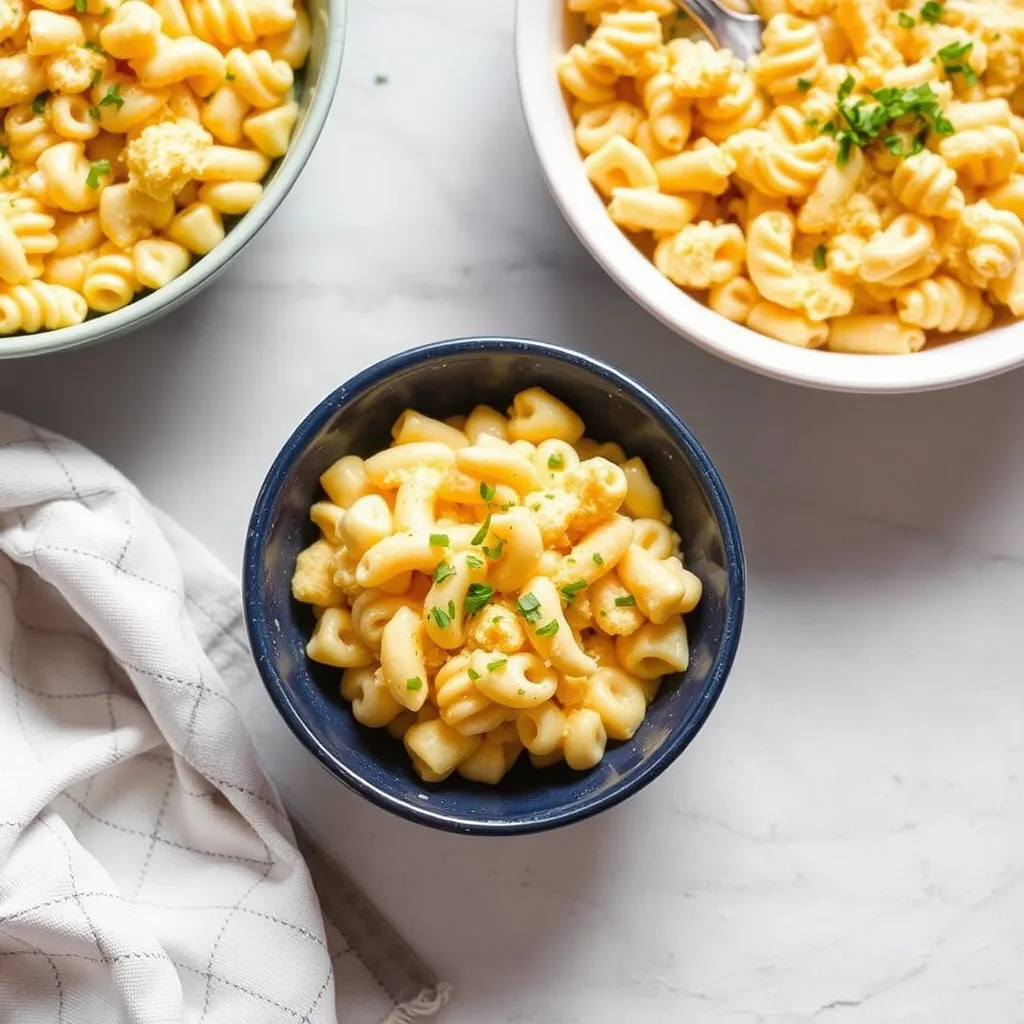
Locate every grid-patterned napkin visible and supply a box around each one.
[0,413,450,1024]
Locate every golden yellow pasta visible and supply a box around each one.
[290,388,703,785]
[0,0,310,336]
[561,0,1024,353]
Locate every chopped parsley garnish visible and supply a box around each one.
[429,605,451,629]
[406,677,422,691]
[99,84,124,110]
[429,532,449,547]
[225,71,236,81]
[920,0,943,22]
[482,540,504,560]
[547,452,564,470]
[796,77,812,92]
[487,658,507,672]
[614,595,637,607]
[465,555,483,569]
[0,167,10,180]
[90,68,102,87]
[447,599,456,618]
[813,244,828,271]
[517,688,526,696]
[31,92,49,115]
[85,159,110,189]
[535,620,559,637]
[560,579,588,603]
[471,515,491,546]
[592,552,605,566]
[898,10,915,26]
[936,40,977,84]
[468,668,480,681]
[374,73,389,85]
[74,0,86,11]
[433,561,455,584]
[464,582,494,617]
[84,41,104,53]
[815,79,953,165]
[517,592,542,624]
[479,482,495,502]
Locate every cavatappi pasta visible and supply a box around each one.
[559,0,1024,354]
[0,0,310,336]
[290,387,703,785]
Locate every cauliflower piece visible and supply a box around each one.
[45,45,104,94]
[589,572,645,636]
[0,0,25,43]
[668,38,733,98]
[654,221,746,290]
[523,488,578,549]
[329,545,362,598]
[464,599,526,655]
[564,457,627,532]
[292,540,345,607]
[125,118,212,201]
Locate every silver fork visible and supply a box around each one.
[670,0,764,61]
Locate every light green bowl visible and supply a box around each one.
[0,0,346,360]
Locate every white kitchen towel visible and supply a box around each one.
[0,413,450,1024]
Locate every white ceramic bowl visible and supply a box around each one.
[515,0,1024,393]
[0,0,345,360]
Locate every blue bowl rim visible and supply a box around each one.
[242,336,746,835]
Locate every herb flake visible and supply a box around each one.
[614,595,637,607]
[516,592,542,624]
[487,658,507,672]
[535,620,559,637]
[433,561,455,584]
[813,244,827,271]
[406,676,422,691]
[429,532,449,547]
[464,582,494,617]
[471,515,491,546]
[560,579,588,603]
[85,159,109,189]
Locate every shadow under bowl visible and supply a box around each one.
[243,337,745,834]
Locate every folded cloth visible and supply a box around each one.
[0,414,450,1024]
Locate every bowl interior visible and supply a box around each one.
[515,0,1024,392]
[246,340,744,833]
[0,0,346,360]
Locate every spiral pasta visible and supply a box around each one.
[292,389,703,784]
[0,0,309,339]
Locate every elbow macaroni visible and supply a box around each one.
[562,0,1024,353]
[0,0,310,338]
[291,388,704,784]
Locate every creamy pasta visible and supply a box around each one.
[559,0,1024,354]
[290,387,703,785]
[0,0,310,335]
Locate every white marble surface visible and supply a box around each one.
[3,1,1024,1020]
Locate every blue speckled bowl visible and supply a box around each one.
[243,338,745,835]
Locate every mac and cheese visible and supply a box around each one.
[560,0,1024,353]
[291,387,703,785]
[0,0,309,336]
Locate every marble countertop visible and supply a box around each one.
[3,1,1024,1020]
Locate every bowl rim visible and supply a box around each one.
[0,0,347,361]
[513,0,1024,394]
[242,336,746,835]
